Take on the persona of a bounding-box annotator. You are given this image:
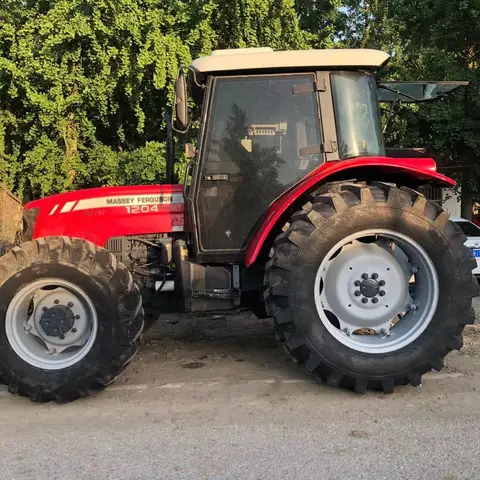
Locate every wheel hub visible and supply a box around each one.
[359,277,380,298]
[40,305,75,337]
[319,241,408,332]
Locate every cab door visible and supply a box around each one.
[193,73,325,261]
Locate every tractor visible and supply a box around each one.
[0,47,476,402]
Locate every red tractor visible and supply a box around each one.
[0,48,476,402]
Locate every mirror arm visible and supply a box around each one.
[188,67,207,90]
[382,91,400,134]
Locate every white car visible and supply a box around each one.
[451,216,480,277]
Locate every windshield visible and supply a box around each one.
[331,71,385,159]
[454,221,480,237]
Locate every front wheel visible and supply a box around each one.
[0,237,144,402]
[265,183,478,393]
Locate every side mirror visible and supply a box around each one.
[174,70,189,132]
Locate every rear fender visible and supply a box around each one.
[245,156,455,267]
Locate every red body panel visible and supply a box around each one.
[244,156,455,267]
[25,184,184,247]
[24,157,454,261]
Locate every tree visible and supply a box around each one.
[295,0,350,48]
[0,0,194,198]
[346,0,480,192]
[0,0,308,200]
[210,0,307,50]
[1,0,476,202]
[390,1,479,193]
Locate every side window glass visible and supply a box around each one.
[198,75,323,251]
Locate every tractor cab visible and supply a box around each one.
[173,48,467,264]
[174,48,390,261]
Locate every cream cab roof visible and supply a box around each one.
[190,47,390,74]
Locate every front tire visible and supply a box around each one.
[265,183,478,393]
[0,236,144,402]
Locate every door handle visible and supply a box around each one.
[183,162,194,186]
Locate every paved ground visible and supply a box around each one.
[1,299,480,479]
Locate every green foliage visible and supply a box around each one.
[363,0,480,191]
[0,0,308,199]
[296,0,351,48]
[210,0,308,50]
[0,0,477,198]
[79,140,167,188]
[0,0,195,198]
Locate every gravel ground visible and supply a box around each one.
[1,300,480,479]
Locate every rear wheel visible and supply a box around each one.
[265,183,478,393]
[0,236,143,402]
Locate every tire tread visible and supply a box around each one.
[264,183,477,394]
[0,236,143,403]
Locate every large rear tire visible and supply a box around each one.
[265,183,478,393]
[0,236,143,402]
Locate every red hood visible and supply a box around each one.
[25,184,185,247]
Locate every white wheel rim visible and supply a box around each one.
[5,278,98,370]
[314,229,439,354]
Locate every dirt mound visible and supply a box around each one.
[0,185,22,254]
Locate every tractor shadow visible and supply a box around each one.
[132,311,309,385]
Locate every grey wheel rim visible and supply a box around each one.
[314,229,439,354]
[5,278,98,370]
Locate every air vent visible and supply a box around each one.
[106,237,123,253]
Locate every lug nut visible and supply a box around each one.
[25,325,32,332]
[372,297,379,304]
[343,328,351,336]
[67,302,74,308]
[75,315,80,320]
[410,304,417,311]
[361,298,368,304]
[42,306,48,311]
[361,273,368,279]
[59,334,65,340]
[372,273,378,279]
[354,280,361,286]
[54,299,59,305]
[354,290,361,296]
[379,280,386,286]
[48,348,56,355]
[412,267,419,273]
[379,290,386,296]
[72,328,77,333]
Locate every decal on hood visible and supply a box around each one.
[49,193,184,215]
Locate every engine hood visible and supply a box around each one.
[25,184,185,247]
